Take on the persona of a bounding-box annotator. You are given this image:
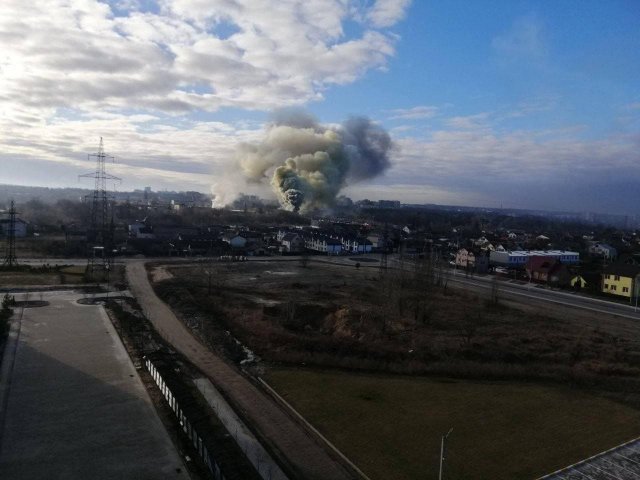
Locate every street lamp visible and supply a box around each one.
[438,428,453,480]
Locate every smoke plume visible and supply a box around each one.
[231,109,392,212]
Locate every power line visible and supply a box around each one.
[79,137,121,275]
[3,199,18,268]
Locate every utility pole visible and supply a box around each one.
[438,428,453,480]
[3,199,18,267]
[79,138,121,277]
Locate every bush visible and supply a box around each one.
[0,294,16,339]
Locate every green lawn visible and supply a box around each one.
[266,369,640,480]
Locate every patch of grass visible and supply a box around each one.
[266,368,640,480]
[0,271,61,285]
[60,265,86,276]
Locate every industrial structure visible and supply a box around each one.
[80,138,120,275]
[2,200,18,267]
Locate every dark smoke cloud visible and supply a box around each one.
[232,109,392,212]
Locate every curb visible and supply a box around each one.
[0,309,23,457]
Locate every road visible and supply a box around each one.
[125,260,354,480]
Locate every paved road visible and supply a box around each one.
[445,272,640,320]
[0,291,186,479]
[125,261,354,480]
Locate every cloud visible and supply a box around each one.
[492,14,546,61]
[0,0,407,117]
[364,0,412,28]
[384,120,640,213]
[389,105,439,120]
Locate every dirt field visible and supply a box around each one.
[154,259,640,403]
[266,368,640,480]
[0,264,126,287]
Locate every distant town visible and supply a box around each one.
[2,183,640,304]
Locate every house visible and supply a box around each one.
[222,233,247,249]
[0,218,28,237]
[525,257,569,284]
[280,233,305,253]
[342,236,373,254]
[570,275,588,289]
[589,243,617,260]
[128,222,154,239]
[601,264,640,299]
[455,248,474,268]
[305,235,342,255]
[455,248,489,274]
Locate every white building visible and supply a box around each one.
[342,237,373,254]
[588,242,617,260]
[305,235,342,255]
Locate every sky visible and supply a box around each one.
[1,0,639,214]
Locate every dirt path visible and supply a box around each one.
[125,260,354,480]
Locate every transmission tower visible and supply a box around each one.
[80,138,121,274]
[379,222,389,273]
[3,200,18,268]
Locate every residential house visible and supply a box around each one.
[128,222,154,239]
[602,264,640,299]
[526,257,570,285]
[222,233,247,249]
[305,235,342,255]
[280,233,305,253]
[342,236,373,254]
[589,243,617,260]
[455,248,474,268]
[570,275,588,289]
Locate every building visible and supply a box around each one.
[128,222,154,239]
[280,233,305,253]
[455,248,489,274]
[601,264,640,299]
[490,250,579,268]
[455,248,474,268]
[589,242,617,260]
[0,217,28,237]
[222,233,247,249]
[305,235,343,255]
[525,257,570,285]
[342,236,373,254]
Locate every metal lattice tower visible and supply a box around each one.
[3,199,18,268]
[80,138,120,273]
[379,222,389,273]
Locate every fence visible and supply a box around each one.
[146,357,227,480]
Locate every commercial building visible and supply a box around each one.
[490,250,580,268]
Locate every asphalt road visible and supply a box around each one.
[446,272,640,320]
[125,260,354,480]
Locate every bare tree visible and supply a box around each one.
[489,276,501,307]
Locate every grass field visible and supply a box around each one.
[266,368,640,480]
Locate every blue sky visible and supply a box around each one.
[1,0,639,214]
